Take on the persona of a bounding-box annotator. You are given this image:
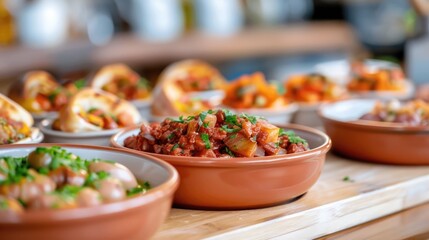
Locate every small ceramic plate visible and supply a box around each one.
[39,119,126,146]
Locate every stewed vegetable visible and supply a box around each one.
[0,147,150,212]
[124,109,309,157]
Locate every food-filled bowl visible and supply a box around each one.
[111,110,331,209]
[0,143,179,240]
[319,99,429,165]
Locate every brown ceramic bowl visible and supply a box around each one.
[0,144,179,240]
[319,99,429,165]
[111,124,331,209]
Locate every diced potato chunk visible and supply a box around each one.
[258,122,279,144]
[224,133,257,157]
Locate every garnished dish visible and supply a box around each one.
[112,114,330,209]
[347,60,405,92]
[360,100,429,126]
[159,59,226,93]
[90,64,151,101]
[0,146,150,212]
[124,109,308,158]
[8,71,69,114]
[0,94,36,144]
[223,72,286,109]
[63,78,86,95]
[284,73,346,103]
[0,144,178,240]
[320,99,429,165]
[52,88,141,133]
[0,94,43,144]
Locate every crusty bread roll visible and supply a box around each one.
[152,59,225,116]
[8,71,60,113]
[0,93,34,127]
[59,88,142,132]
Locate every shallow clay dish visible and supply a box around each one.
[319,99,429,165]
[111,124,331,209]
[0,143,179,240]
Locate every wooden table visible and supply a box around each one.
[153,153,429,239]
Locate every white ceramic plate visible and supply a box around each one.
[39,119,128,146]
[12,127,44,144]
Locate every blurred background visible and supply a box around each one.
[0,0,427,91]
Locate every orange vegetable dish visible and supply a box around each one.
[285,74,343,103]
[223,72,284,109]
[174,63,224,92]
[360,100,429,126]
[124,109,309,158]
[348,62,405,92]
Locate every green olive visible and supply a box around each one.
[28,151,52,169]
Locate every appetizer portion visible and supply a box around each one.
[90,64,151,101]
[53,88,141,132]
[360,100,429,126]
[124,109,309,158]
[159,59,226,92]
[223,72,286,109]
[63,78,87,95]
[0,146,150,212]
[0,94,34,144]
[285,73,345,103]
[8,71,69,113]
[348,61,405,92]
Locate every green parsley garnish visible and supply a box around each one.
[127,182,151,196]
[138,78,150,89]
[342,176,354,182]
[224,109,241,126]
[84,171,110,186]
[221,125,240,133]
[200,133,211,149]
[240,113,259,125]
[279,129,307,145]
[74,79,86,89]
[167,133,175,140]
[224,147,235,157]
[171,144,180,152]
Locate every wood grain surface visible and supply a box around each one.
[153,153,429,240]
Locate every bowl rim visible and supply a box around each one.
[318,99,429,133]
[0,143,179,223]
[111,123,332,167]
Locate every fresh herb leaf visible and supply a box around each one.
[126,182,151,196]
[84,171,110,186]
[221,125,240,133]
[138,78,150,89]
[171,144,180,152]
[200,133,211,149]
[240,113,259,125]
[223,109,241,126]
[167,133,175,140]
[224,147,235,157]
[199,111,208,122]
[203,122,209,128]
[342,176,354,182]
[279,129,307,145]
[74,79,86,89]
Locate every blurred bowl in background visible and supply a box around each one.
[227,103,299,125]
[319,99,429,165]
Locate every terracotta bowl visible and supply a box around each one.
[0,143,179,240]
[319,99,429,165]
[111,124,331,209]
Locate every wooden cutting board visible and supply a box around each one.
[153,153,429,240]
